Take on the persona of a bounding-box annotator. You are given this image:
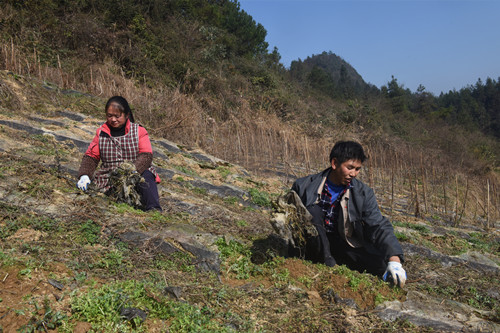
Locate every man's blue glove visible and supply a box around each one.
[383,261,407,288]
[77,175,91,191]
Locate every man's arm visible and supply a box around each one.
[361,186,404,262]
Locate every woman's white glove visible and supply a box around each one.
[77,175,91,191]
[383,261,407,288]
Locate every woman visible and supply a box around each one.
[77,96,162,211]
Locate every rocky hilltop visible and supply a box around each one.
[0,70,499,332]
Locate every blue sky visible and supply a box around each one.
[238,0,500,95]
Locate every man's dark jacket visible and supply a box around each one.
[291,168,404,262]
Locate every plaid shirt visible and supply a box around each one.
[319,180,352,232]
[93,122,157,190]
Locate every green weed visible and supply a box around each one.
[468,232,497,252]
[236,219,248,227]
[333,265,376,292]
[174,165,198,177]
[31,217,60,232]
[248,188,271,207]
[18,268,32,279]
[78,219,100,245]
[19,297,67,333]
[95,250,126,274]
[154,252,195,273]
[467,286,496,310]
[450,237,472,255]
[113,202,145,214]
[20,243,45,255]
[271,267,290,287]
[0,249,18,267]
[394,231,410,242]
[32,134,51,143]
[298,276,313,288]
[215,238,256,279]
[374,293,387,305]
[0,219,20,239]
[216,166,231,180]
[147,211,171,224]
[223,196,239,205]
[192,187,208,195]
[392,220,430,234]
[71,280,234,332]
[33,147,56,156]
[21,179,52,198]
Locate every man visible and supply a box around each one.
[291,141,406,287]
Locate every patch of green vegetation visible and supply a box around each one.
[449,237,472,255]
[0,215,60,239]
[96,250,125,273]
[467,286,497,310]
[216,166,231,180]
[0,165,15,178]
[394,231,410,242]
[20,243,45,255]
[417,237,439,252]
[147,211,171,224]
[236,219,248,227]
[78,219,101,245]
[270,266,290,287]
[392,220,430,234]
[421,283,457,297]
[330,264,398,306]
[19,297,67,333]
[298,276,313,288]
[113,202,145,215]
[71,280,234,332]
[174,165,199,177]
[468,232,497,253]
[215,237,258,279]
[32,134,52,143]
[20,179,52,198]
[248,187,271,207]
[18,267,33,279]
[154,252,195,273]
[374,293,388,305]
[0,249,17,267]
[192,187,208,195]
[223,196,239,205]
[0,219,20,239]
[33,147,57,156]
[333,265,369,291]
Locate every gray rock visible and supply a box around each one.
[116,230,220,274]
[402,243,499,274]
[376,291,500,332]
[163,286,183,299]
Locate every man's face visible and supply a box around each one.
[329,159,363,186]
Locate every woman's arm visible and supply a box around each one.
[135,126,153,174]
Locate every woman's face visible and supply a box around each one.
[106,102,128,128]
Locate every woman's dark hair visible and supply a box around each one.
[105,96,135,123]
[329,141,367,164]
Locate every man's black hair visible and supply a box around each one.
[105,96,135,123]
[329,141,367,164]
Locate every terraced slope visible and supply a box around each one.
[0,70,498,332]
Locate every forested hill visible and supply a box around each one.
[289,51,377,98]
[0,0,499,176]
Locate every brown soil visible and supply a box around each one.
[0,263,72,332]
